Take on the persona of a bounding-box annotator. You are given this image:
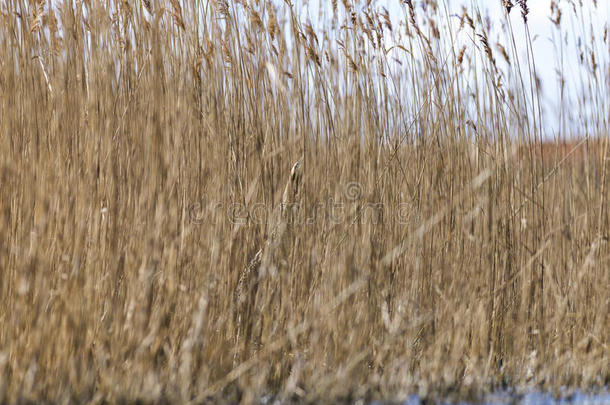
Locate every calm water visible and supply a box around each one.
[399,390,610,404]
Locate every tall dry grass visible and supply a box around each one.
[0,0,608,403]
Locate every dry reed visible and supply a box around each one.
[0,0,608,403]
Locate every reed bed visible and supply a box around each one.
[0,0,608,403]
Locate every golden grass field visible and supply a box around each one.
[0,0,608,403]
